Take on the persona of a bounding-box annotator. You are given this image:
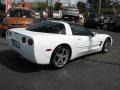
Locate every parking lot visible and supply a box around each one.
[0,27,120,90]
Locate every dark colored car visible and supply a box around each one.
[84,13,105,28]
[112,16,120,31]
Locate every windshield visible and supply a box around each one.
[8,9,32,18]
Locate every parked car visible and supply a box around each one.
[53,10,62,19]
[84,13,105,28]
[4,7,33,28]
[0,7,34,37]
[62,7,79,22]
[6,21,112,68]
[112,16,120,31]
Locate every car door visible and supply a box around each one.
[73,35,90,53]
[71,26,99,54]
[88,35,100,51]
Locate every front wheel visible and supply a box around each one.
[101,38,111,53]
[50,46,71,69]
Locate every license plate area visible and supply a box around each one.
[12,39,20,49]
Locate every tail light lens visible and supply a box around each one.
[22,37,26,43]
[28,39,33,46]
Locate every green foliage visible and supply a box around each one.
[116,7,120,14]
[32,2,48,10]
[38,2,48,10]
[101,8,113,14]
[54,2,62,11]
[87,0,120,14]
[76,1,85,13]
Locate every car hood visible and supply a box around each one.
[4,17,33,25]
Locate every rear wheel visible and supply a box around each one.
[50,46,70,69]
[102,38,111,53]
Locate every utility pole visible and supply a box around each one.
[46,0,48,12]
[50,0,53,18]
[68,0,70,7]
[98,0,101,14]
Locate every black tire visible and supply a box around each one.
[101,38,111,53]
[50,46,71,69]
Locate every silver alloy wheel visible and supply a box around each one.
[53,47,69,68]
[103,38,111,52]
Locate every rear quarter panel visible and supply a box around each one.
[33,34,75,64]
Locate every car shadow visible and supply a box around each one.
[0,50,54,73]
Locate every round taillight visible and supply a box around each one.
[22,37,26,43]
[28,39,33,45]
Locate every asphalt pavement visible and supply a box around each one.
[0,29,120,90]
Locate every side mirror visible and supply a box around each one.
[89,32,95,37]
[91,33,95,37]
[91,32,97,37]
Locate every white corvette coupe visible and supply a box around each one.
[6,21,112,68]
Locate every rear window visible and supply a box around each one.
[26,21,66,34]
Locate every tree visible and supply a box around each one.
[87,0,120,14]
[54,2,62,11]
[32,2,48,10]
[38,2,48,10]
[76,1,85,13]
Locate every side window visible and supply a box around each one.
[71,27,92,36]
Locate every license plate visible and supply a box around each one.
[12,39,20,49]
